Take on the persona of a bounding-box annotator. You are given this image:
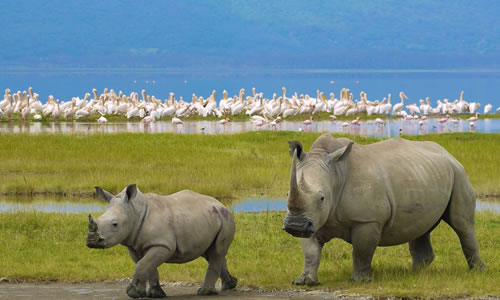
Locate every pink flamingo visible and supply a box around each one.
[466,113,479,122]
[303,116,313,131]
[437,115,449,125]
[375,118,385,126]
[254,119,266,129]
[351,117,360,126]
[329,115,337,121]
[218,118,230,125]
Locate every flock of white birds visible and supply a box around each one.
[0,87,498,128]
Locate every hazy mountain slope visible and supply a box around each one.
[1,0,498,68]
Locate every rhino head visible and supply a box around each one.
[86,184,140,249]
[283,139,353,238]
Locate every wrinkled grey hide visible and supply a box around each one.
[283,134,486,284]
[87,184,237,298]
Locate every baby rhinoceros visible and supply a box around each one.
[86,184,237,298]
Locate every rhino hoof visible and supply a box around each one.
[222,275,238,291]
[197,287,218,296]
[471,262,488,271]
[149,285,167,298]
[350,273,371,282]
[292,274,320,286]
[126,283,147,298]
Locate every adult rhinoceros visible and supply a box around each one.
[86,184,237,298]
[283,134,486,284]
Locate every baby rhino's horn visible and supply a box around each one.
[88,214,98,232]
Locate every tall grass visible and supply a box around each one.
[0,211,498,297]
[0,132,498,198]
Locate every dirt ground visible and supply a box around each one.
[1,281,498,299]
[0,280,380,299]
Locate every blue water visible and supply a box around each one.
[1,198,498,213]
[1,70,499,108]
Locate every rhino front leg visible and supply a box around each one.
[292,237,323,286]
[351,223,381,281]
[127,246,171,298]
[147,269,167,298]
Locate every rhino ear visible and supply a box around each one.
[288,140,306,161]
[326,142,354,165]
[124,184,137,203]
[95,186,114,203]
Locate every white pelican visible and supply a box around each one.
[172,117,183,126]
[484,104,492,114]
[97,116,108,123]
[392,92,406,115]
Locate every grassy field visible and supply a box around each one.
[0,211,498,298]
[0,132,498,198]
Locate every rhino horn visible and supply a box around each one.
[88,214,98,232]
[288,150,304,210]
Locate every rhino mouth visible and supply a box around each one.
[86,232,106,249]
[282,215,315,238]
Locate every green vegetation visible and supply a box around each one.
[0,132,498,198]
[0,211,499,298]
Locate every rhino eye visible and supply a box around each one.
[112,221,118,228]
[320,196,325,201]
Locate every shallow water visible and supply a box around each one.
[0,197,498,214]
[0,118,499,137]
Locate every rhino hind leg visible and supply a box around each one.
[442,172,487,271]
[199,230,235,295]
[220,258,238,291]
[198,254,223,296]
[446,222,487,270]
[409,232,435,269]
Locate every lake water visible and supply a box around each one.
[1,118,499,137]
[0,197,498,214]
[1,70,500,109]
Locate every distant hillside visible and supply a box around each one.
[1,0,499,69]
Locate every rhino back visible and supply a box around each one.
[140,190,234,263]
[337,138,461,245]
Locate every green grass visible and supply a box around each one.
[0,211,499,298]
[0,132,498,198]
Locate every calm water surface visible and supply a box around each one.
[0,118,498,137]
[0,197,498,214]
